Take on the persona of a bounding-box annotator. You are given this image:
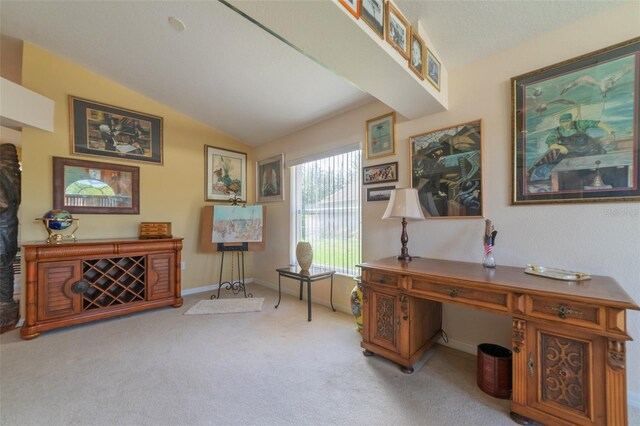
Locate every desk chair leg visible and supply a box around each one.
[307,280,312,321]
[330,275,336,312]
[275,274,282,309]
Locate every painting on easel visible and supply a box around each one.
[212,205,263,243]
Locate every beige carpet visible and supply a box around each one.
[1,285,638,426]
[184,297,264,315]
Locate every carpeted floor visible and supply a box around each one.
[1,285,638,425]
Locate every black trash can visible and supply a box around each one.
[477,343,512,399]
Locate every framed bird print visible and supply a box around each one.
[512,37,640,204]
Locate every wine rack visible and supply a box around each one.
[21,238,183,339]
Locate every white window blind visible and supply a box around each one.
[291,147,361,276]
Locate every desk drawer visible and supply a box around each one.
[365,270,399,288]
[525,295,604,330]
[411,279,510,312]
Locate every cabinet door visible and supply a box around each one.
[526,322,605,426]
[147,253,175,301]
[368,289,401,354]
[37,260,82,321]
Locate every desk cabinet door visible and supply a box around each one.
[368,289,402,354]
[147,253,175,301]
[526,322,605,426]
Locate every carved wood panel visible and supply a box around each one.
[370,290,398,352]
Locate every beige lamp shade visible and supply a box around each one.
[382,188,425,221]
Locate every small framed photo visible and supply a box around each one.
[205,145,247,202]
[410,120,483,218]
[365,112,396,160]
[426,49,441,91]
[338,0,360,19]
[385,1,410,59]
[363,161,399,185]
[366,185,396,202]
[409,28,425,80]
[512,38,639,204]
[256,153,285,203]
[69,96,163,164]
[53,156,140,214]
[361,0,384,38]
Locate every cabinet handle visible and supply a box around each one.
[71,280,90,294]
[528,353,535,377]
[547,304,581,319]
[379,276,387,284]
[446,288,462,298]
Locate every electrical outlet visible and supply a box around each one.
[180,261,185,270]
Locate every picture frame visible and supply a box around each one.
[410,119,483,218]
[512,37,640,204]
[205,145,247,202]
[338,0,360,19]
[366,185,396,202]
[426,49,441,91]
[365,111,396,160]
[256,153,285,203]
[385,1,410,59]
[53,156,140,214]
[363,161,399,185]
[361,0,384,38]
[69,96,163,164]
[409,28,425,80]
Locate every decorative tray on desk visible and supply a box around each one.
[524,264,591,281]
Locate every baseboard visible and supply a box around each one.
[181,278,254,296]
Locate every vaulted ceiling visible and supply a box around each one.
[0,0,625,146]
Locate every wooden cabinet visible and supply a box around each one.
[21,238,183,339]
[358,257,638,426]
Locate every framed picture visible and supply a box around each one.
[409,28,425,80]
[366,185,396,202]
[385,1,410,59]
[410,120,483,218]
[512,37,640,204]
[205,145,247,202]
[69,96,163,164]
[338,0,360,19]
[256,153,285,202]
[365,112,396,160]
[426,49,441,91]
[363,161,399,185]
[361,0,384,38]
[53,156,139,214]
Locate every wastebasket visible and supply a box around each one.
[477,343,512,399]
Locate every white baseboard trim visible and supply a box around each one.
[181,278,254,296]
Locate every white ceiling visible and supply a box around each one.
[0,0,626,146]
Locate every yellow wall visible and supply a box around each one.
[19,42,254,293]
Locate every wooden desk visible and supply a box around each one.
[358,257,638,426]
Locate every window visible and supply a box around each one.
[291,146,361,276]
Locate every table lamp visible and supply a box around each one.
[382,188,425,261]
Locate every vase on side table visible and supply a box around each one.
[296,241,313,271]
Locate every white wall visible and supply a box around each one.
[254,2,640,399]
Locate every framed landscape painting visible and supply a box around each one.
[512,37,640,204]
[366,185,395,202]
[69,96,163,164]
[205,145,247,202]
[410,120,483,218]
[53,156,139,214]
[257,153,284,202]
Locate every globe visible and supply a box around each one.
[43,209,74,230]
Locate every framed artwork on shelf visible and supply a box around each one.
[426,49,441,91]
[365,111,396,160]
[366,185,396,202]
[69,96,163,164]
[256,153,285,202]
[512,37,639,204]
[53,156,140,214]
[205,145,247,202]
[338,0,360,19]
[363,161,399,185]
[410,119,483,218]
[385,1,410,59]
[361,0,384,38]
[409,28,425,80]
